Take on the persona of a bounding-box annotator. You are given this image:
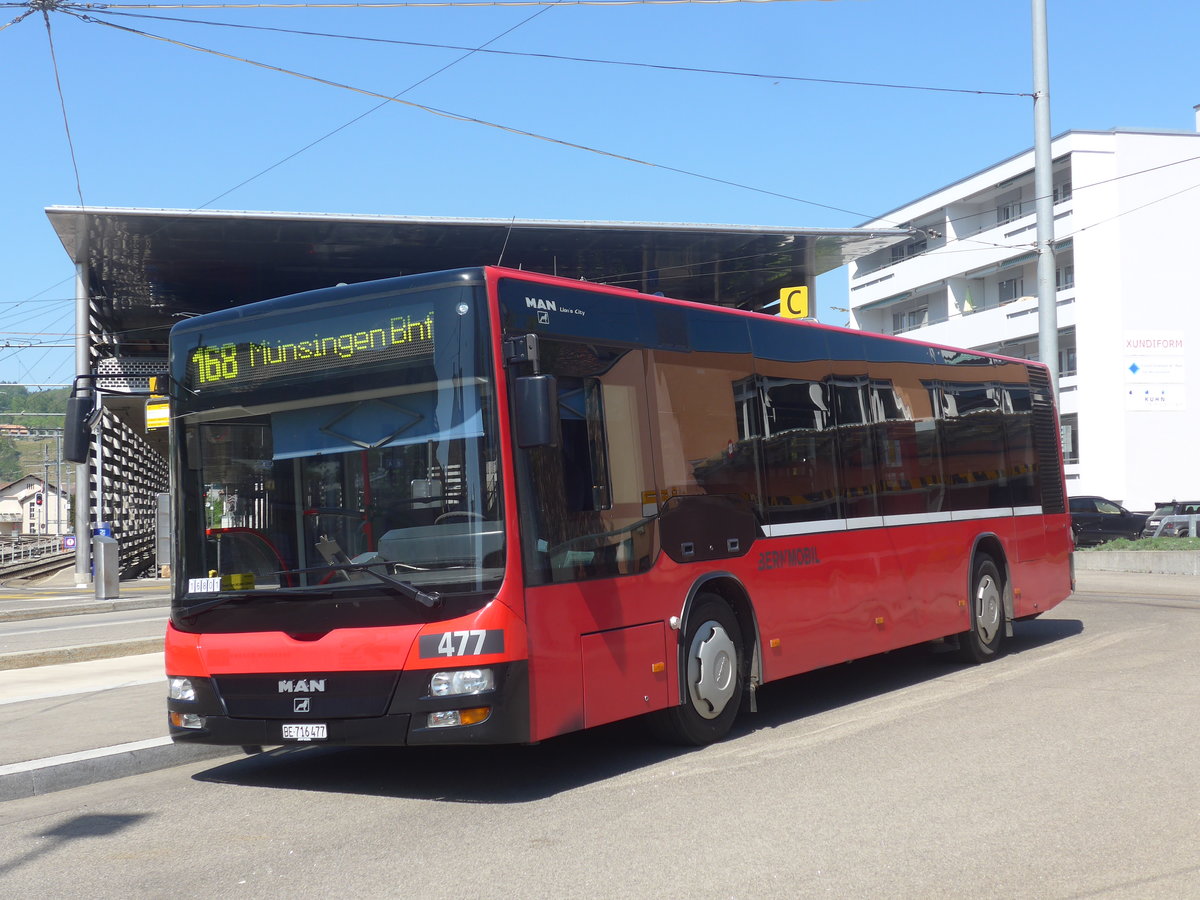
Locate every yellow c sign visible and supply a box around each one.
[778,285,809,319]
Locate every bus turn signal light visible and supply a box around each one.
[427,707,491,728]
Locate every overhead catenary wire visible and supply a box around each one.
[2,0,563,359]
[9,0,1199,372]
[143,0,560,214]
[28,0,1200,281]
[75,7,1033,98]
[10,0,1042,323]
[66,11,893,221]
[0,8,34,31]
[41,11,86,210]
[72,0,849,8]
[13,0,1040,296]
[67,5,1142,257]
[856,151,1200,264]
[1055,178,1200,243]
[872,152,1200,232]
[10,3,598,366]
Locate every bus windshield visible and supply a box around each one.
[171,277,504,603]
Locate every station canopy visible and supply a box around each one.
[48,206,908,372]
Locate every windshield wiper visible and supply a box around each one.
[279,563,442,608]
[178,587,336,618]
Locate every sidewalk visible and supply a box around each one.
[0,565,1197,802]
[0,568,237,801]
[0,566,172,625]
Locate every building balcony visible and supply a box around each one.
[850,200,1075,299]
[880,293,1075,349]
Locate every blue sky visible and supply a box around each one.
[2,0,1198,387]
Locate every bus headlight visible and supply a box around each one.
[170,711,204,729]
[168,676,196,701]
[430,668,494,697]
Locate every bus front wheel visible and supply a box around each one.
[651,594,744,745]
[958,555,1005,663]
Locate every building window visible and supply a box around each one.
[999,277,1024,304]
[1056,264,1075,291]
[1053,180,1072,203]
[996,200,1023,225]
[891,307,928,335]
[889,236,927,265]
[1060,414,1079,465]
[1059,346,1077,377]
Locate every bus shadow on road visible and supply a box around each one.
[192,615,1083,803]
[745,615,1084,731]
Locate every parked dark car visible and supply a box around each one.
[1069,496,1147,546]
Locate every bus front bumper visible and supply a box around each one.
[168,660,530,747]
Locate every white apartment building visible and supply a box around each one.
[0,475,70,538]
[847,125,1200,512]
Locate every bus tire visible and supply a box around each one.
[958,555,1005,663]
[650,594,744,745]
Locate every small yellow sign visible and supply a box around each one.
[778,285,809,319]
[145,399,170,430]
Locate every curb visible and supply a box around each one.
[0,638,165,671]
[0,737,240,801]
[1074,550,1200,576]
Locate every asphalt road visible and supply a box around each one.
[0,607,168,657]
[1,584,1197,898]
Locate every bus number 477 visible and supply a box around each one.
[419,629,503,659]
[438,630,487,657]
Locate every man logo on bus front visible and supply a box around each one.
[278,678,325,692]
[294,698,311,713]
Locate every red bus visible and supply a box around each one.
[161,266,1073,748]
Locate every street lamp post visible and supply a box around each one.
[1032,0,1058,394]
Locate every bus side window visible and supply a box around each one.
[940,382,1010,512]
[516,342,656,586]
[558,376,611,513]
[650,352,762,518]
[831,377,879,520]
[756,375,839,526]
[875,373,944,516]
[1002,383,1038,508]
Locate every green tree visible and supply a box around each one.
[0,437,22,483]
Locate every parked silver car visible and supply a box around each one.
[1142,501,1200,538]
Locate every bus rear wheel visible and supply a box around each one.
[651,594,744,745]
[958,555,1005,663]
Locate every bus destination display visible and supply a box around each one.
[187,309,436,392]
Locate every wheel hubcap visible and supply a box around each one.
[975,574,1002,644]
[687,621,736,719]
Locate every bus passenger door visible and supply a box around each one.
[513,341,663,735]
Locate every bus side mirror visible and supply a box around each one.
[513,375,559,448]
[63,394,96,463]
